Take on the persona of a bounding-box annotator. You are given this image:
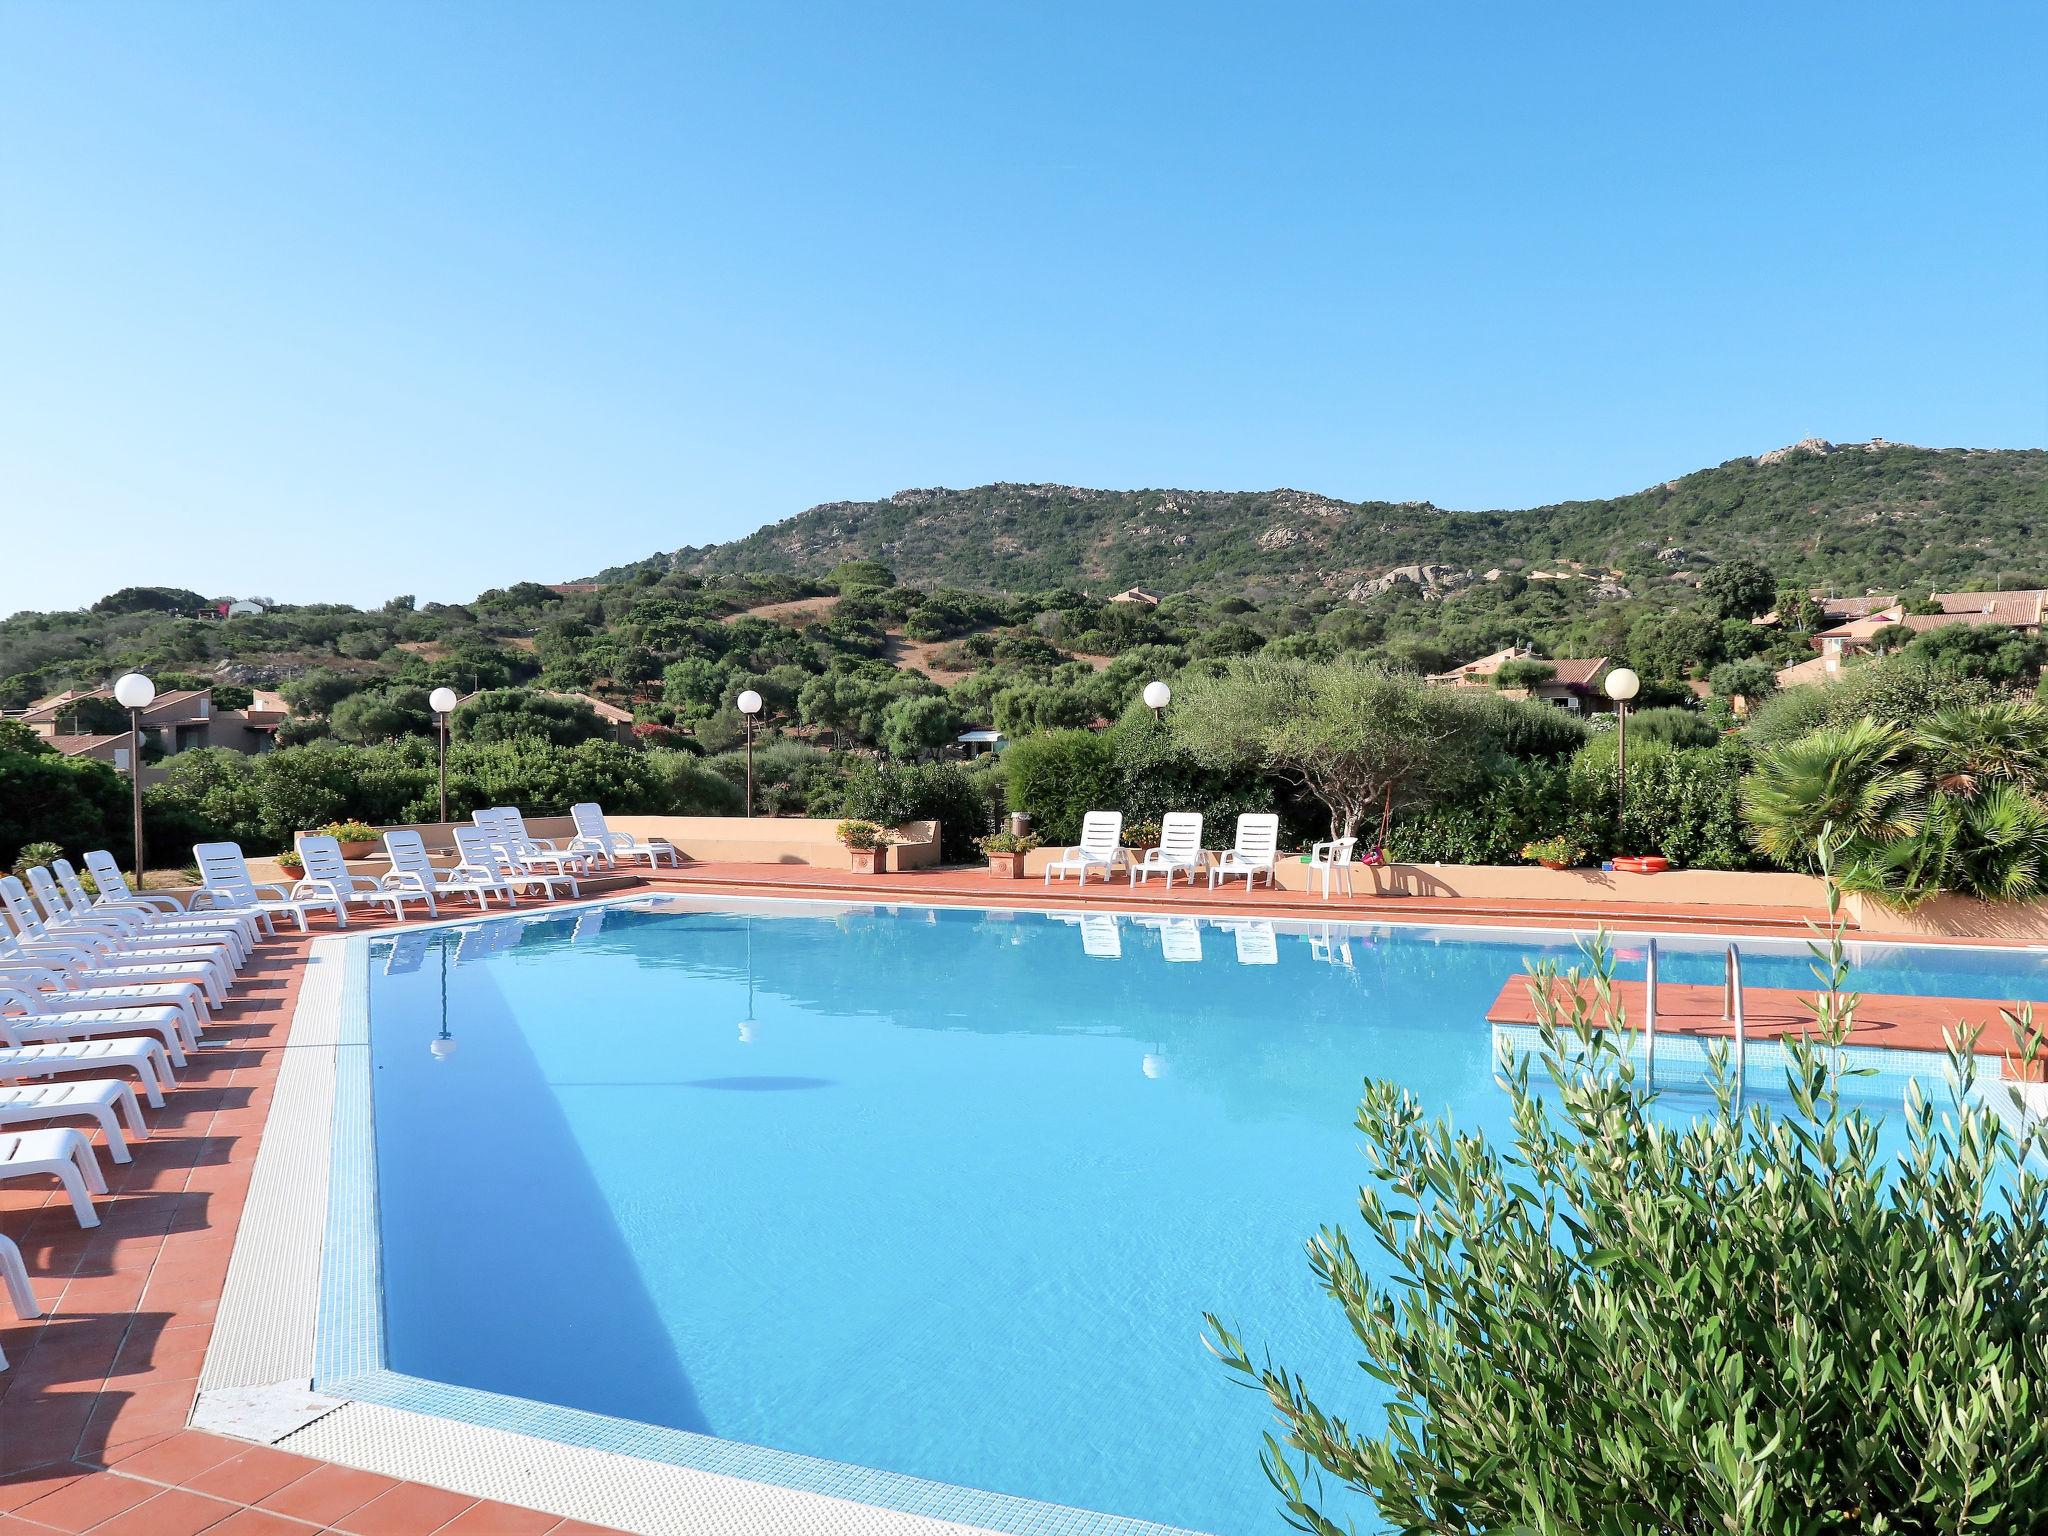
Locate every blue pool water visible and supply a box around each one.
[358,900,2047,1534]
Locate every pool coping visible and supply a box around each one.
[198,893,2048,1535]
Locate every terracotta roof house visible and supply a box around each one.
[1755,590,1901,627]
[1778,588,2048,687]
[1108,587,1162,606]
[38,732,134,770]
[1426,647,1613,713]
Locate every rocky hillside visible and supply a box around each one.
[610,441,2048,597]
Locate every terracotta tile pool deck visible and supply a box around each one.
[1,864,2038,1533]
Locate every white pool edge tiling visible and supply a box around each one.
[201,899,1197,1536]
[201,894,2047,1536]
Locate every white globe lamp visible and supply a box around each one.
[1603,667,1641,703]
[1142,1050,1169,1079]
[429,1032,458,1061]
[113,673,155,710]
[428,686,460,715]
[736,689,763,716]
[1142,680,1171,720]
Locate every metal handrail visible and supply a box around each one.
[1729,945,1747,1085]
[1643,938,1658,1087]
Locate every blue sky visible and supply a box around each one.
[3,1,2043,613]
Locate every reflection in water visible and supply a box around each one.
[680,1076,838,1092]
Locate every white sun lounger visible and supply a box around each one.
[1078,914,1122,958]
[569,803,682,870]
[1130,812,1205,887]
[1137,916,1204,962]
[0,1080,145,1164]
[295,835,432,922]
[23,864,247,970]
[1,985,193,1065]
[192,843,342,933]
[0,1233,41,1369]
[453,828,576,900]
[0,1038,174,1107]
[84,850,275,938]
[53,859,259,960]
[0,955,207,1040]
[1220,919,1280,965]
[2,876,233,1002]
[1208,814,1281,891]
[1,1128,106,1227]
[474,808,591,884]
[1044,812,1128,885]
[381,831,513,917]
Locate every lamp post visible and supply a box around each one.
[112,672,155,886]
[736,689,763,817]
[1604,666,1642,811]
[737,914,756,1043]
[429,686,460,824]
[1142,679,1171,722]
[430,935,457,1060]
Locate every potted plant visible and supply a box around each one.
[275,849,304,873]
[836,819,894,874]
[977,829,1042,878]
[1520,835,1587,872]
[1125,819,1162,854]
[319,820,380,859]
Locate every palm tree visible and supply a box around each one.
[1740,718,1923,868]
[1913,699,2048,799]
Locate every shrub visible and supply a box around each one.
[1519,833,1585,866]
[317,820,379,842]
[1623,705,1719,749]
[838,759,995,862]
[1207,928,2048,1532]
[10,841,63,877]
[0,748,131,870]
[1001,729,1122,846]
[976,829,1041,855]
[834,819,891,850]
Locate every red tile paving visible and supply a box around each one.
[2,863,2036,1535]
[1487,975,2046,1078]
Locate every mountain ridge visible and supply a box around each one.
[598,440,2048,598]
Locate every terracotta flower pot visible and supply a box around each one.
[1538,857,1570,871]
[987,851,1027,879]
[849,847,886,874]
[336,841,377,860]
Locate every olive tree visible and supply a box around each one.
[1208,903,2048,1533]
[1165,658,1490,839]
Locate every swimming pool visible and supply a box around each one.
[340,898,2045,1535]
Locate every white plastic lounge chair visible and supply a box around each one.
[0,1128,105,1227]
[453,828,575,900]
[0,1233,41,1370]
[1306,836,1358,900]
[381,831,512,917]
[2,877,234,1000]
[1138,916,1204,962]
[192,843,341,933]
[24,865,247,970]
[84,850,275,938]
[295,835,432,922]
[1222,919,1280,965]
[1,985,193,1065]
[1078,914,1123,959]
[1043,812,1128,885]
[568,803,681,870]
[0,1037,175,1107]
[0,1080,145,1164]
[0,956,208,1038]
[54,859,260,958]
[1208,814,1281,891]
[1129,812,1205,888]
[476,808,593,881]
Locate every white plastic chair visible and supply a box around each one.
[476,809,593,881]
[1,984,193,1065]
[453,828,574,900]
[0,955,208,1038]
[569,803,681,870]
[1130,813,1205,887]
[1208,814,1281,891]
[381,831,514,916]
[56,858,261,956]
[2,876,233,1000]
[24,865,248,970]
[0,1081,146,1164]
[192,843,341,933]
[1307,836,1358,899]
[0,1038,175,1107]
[85,850,275,938]
[0,1233,41,1370]
[1,1128,106,1228]
[1043,812,1128,885]
[294,836,432,922]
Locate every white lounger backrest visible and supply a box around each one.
[1079,913,1122,959]
[1078,811,1123,857]
[52,861,97,914]
[296,835,352,888]
[1158,918,1203,963]
[82,851,134,901]
[0,878,50,940]
[1233,920,1279,965]
[1231,814,1281,862]
[1157,812,1203,860]
[570,803,608,841]
[22,866,73,923]
[384,830,444,886]
[453,826,513,875]
[194,843,261,903]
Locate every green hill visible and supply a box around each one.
[620,441,2048,597]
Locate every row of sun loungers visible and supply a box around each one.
[1044,812,1360,898]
